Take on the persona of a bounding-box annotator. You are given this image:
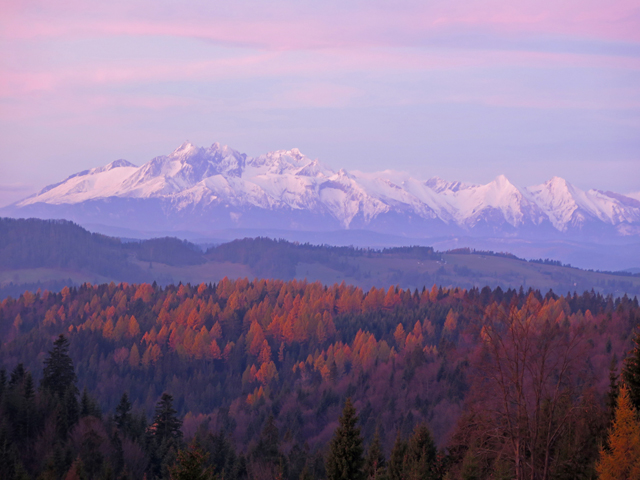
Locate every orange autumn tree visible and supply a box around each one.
[596,384,640,480]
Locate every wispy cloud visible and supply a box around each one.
[3,0,640,46]
[1,0,639,193]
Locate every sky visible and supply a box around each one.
[1,0,639,207]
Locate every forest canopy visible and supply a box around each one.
[1,278,639,479]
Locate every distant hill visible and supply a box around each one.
[0,218,204,296]
[1,217,639,299]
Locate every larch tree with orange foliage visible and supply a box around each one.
[596,384,640,480]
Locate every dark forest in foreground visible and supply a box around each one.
[1,278,640,479]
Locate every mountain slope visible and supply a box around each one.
[4,141,640,238]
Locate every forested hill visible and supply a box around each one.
[1,279,639,479]
[2,217,640,298]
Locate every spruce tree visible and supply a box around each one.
[80,388,101,418]
[623,329,640,411]
[326,398,365,480]
[41,334,77,399]
[79,428,105,479]
[365,428,387,480]
[22,372,36,441]
[9,363,25,387]
[0,423,15,480]
[0,368,6,400]
[23,372,35,401]
[606,356,620,424]
[406,424,438,480]
[250,415,284,476]
[204,430,238,478]
[387,432,407,480]
[169,444,214,480]
[114,392,133,434]
[151,393,183,444]
[60,387,80,439]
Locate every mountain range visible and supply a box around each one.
[4,141,640,242]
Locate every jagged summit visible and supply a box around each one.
[6,140,640,237]
[424,177,471,194]
[106,159,137,169]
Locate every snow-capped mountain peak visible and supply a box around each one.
[527,177,586,231]
[102,159,137,171]
[9,140,640,237]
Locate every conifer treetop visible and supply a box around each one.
[326,397,365,480]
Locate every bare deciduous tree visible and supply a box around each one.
[467,294,590,480]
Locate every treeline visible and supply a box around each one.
[0,218,130,276]
[0,218,438,279]
[0,218,204,274]
[3,218,640,298]
[206,238,439,279]
[1,279,639,478]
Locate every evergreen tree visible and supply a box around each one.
[22,372,36,441]
[149,393,183,479]
[114,392,133,436]
[23,372,35,401]
[596,384,640,479]
[151,393,183,443]
[198,429,238,479]
[9,363,25,386]
[110,429,125,478]
[387,432,407,480]
[250,415,284,477]
[78,428,105,479]
[326,398,365,480]
[65,457,86,480]
[169,444,215,480]
[622,329,640,411]
[406,424,438,480]
[299,464,313,480]
[365,428,387,480]
[0,368,6,400]
[459,448,481,480]
[0,424,16,480]
[287,442,310,480]
[80,388,101,418]
[41,335,78,398]
[606,356,619,424]
[60,387,80,440]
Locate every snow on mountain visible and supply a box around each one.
[10,141,640,236]
[424,177,472,194]
[625,192,640,202]
[21,159,139,205]
[525,177,640,231]
[435,175,544,228]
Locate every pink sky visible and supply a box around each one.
[1,0,639,206]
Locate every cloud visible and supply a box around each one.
[3,0,640,48]
[2,44,639,101]
[1,0,638,194]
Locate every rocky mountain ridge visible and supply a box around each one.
[6,141,640,238]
